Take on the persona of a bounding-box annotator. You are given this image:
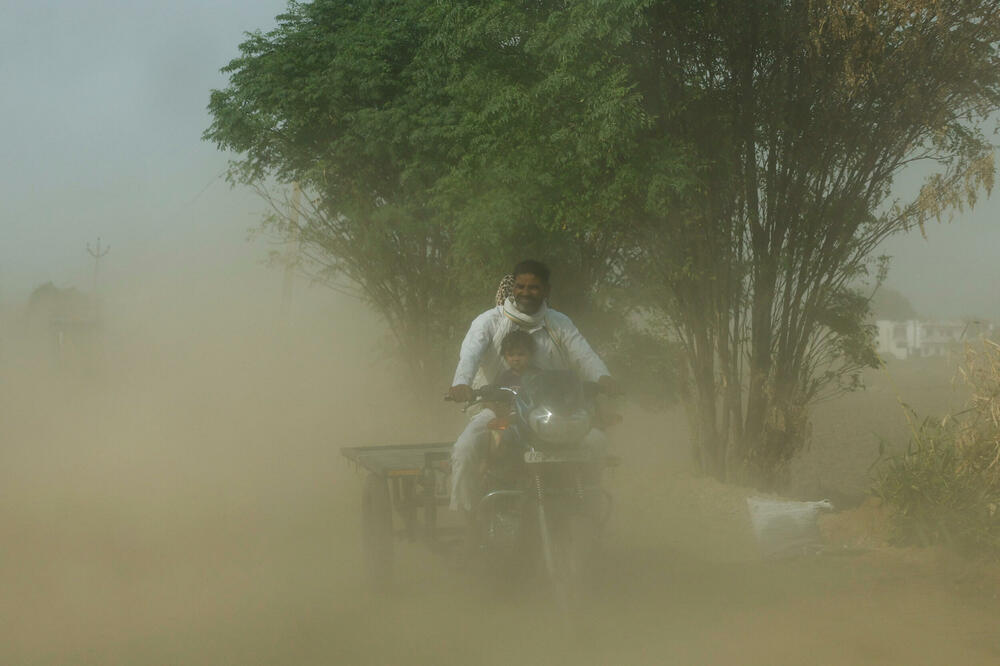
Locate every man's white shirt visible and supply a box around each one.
[452,303,609,387]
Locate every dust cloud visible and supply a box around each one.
[1,257,998,665]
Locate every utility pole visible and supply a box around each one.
[280,183,302,319]
[87,237,110,320]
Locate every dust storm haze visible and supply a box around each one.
[3,2,1000,665]
[2,268,998,665]
[3,269,996,665]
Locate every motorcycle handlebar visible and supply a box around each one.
[446,382,619,404]
[445,385,518,405]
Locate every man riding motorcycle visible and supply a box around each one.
[447,260,620,558]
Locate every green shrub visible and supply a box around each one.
[874,342,1000,557]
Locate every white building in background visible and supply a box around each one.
[875,319,994,361]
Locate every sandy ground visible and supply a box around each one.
[790,357,967,503]
[2,288,998,665]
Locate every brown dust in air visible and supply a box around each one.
[0,260,998,666]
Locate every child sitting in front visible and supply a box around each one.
[494,329,537,391]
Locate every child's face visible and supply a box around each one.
[504,348,531,374]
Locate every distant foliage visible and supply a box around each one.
[207,0,1000,488]
[876,341,1000,556]
[869,287,920,322]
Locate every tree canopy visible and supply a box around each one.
[207,0,1000,488]
[870,287,920,322]
[206,0,663,383]
[627,0,1000,485]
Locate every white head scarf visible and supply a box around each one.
[501,296,548,333]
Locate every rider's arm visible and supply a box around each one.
[451,310,496,387]
[553,313,611,383]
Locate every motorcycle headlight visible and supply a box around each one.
[527,406,591,444]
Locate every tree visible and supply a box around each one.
[869,287,919,321]
[428,0,697,400]
[425,1,653,318]
[206,0,466,385]
[208,0,1000,490]
[205,0,659,384]
[628,0,999,486]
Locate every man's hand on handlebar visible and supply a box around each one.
[447,384,475,403]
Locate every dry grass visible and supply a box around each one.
[875,340,1000,555]
[954,340,1000,483]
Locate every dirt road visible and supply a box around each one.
[1,296,997,665]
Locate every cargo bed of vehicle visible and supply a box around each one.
[341,442,453,478]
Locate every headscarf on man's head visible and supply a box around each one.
[495,274,515,307]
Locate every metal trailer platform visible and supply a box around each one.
[341,442,453,479]
[342,442,458,587]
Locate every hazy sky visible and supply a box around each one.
[0,1,288,302]
[1,1,998,318]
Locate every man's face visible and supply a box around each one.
[512,272,549,314]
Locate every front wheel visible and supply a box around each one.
[551,511,599,600]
